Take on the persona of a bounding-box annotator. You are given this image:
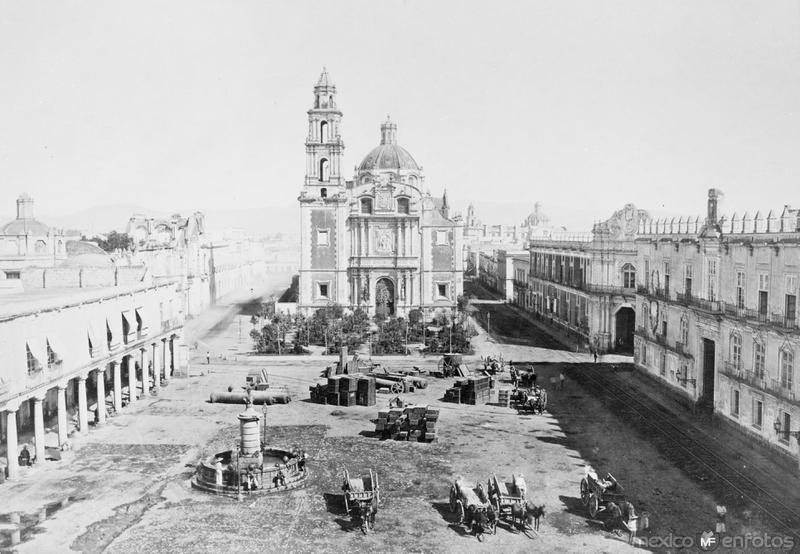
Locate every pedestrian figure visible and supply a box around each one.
[214,458,224,486]
[593,349,598,363]
[559,372,565,390]
[206,351,211,364]
[531,366,537,386]
[18,445,32,467]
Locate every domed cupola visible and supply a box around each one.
[358,116,420,173]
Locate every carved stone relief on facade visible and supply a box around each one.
[374,227,396,254]
[376,189,393,211]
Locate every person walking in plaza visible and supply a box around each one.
[592,347,598,364]
[559,371,565,390]
[206,351,211,364]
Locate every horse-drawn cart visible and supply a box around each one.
[487,473,527,520]
[580,468,627,518]
[512,386,548,414]
[342,468,380,533]
[449,477,497,537]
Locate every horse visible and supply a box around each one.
[356,499,377,534]
[465,506,492,541]
[605,500,637,542]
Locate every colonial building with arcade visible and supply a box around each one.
[297,70,463,317]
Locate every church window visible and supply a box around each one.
[361,198,373,214]
[397,198,409,215]
[436,230,448,246]
[317,230,329,246]
[320,188,327,199]
[320,121,328,143]
[317,282,330,299]
[437,283,448,299]
[622,264,636,289]
[319,158,330,182]
[4,271,20,279]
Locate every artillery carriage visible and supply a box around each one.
[342,468,380,534]
[512,386,548,414]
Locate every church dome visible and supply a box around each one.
[1,218,50,236]
[357,117,420,172]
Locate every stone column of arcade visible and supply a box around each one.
[150,343,160,394]
[95,368,106,425]
[112,360,122,413]
[160,339,169,384]
[5,407,19,479]
[33,396,46,463]
[56,384,68,447]
[128,355,137,405]
[77,375,89,433]
[141,347,150,395]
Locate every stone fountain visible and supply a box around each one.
[191,396,308,498]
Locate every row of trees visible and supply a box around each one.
[249,296,476,355]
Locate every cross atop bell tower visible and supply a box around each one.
[304,68,345,192]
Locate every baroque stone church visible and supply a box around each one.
[298,70,463,316]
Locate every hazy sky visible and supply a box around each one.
[1,1,799,230]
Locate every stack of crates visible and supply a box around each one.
[444,381,464,404]
[339,374,359,407]
[327,376,342,406]
[444,377,491,405]
[496,388,511,408]
[356,376,376,406]
[374,405,439,442]
[462,376,491,405]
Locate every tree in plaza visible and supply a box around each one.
[83,230,133,253]
[375,281,392,320]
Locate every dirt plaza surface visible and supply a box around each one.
[1,299,796,553]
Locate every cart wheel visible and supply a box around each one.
[449,486,457,513]
[458,501,466,524]
[390,382,403,394]
[588,494,599,518]
[580,479,590,506]
[344,494,349,514]
[491,496,501,514]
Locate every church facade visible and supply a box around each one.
[298,70,463,317]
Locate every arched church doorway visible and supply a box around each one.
[375,278,395,317]
[615,307,635,353]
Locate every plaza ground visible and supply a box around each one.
[1,284,798,553]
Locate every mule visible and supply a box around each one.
[511,500,546,532]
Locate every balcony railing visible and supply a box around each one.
[720,363,797,405]
[583,284,628,295]
[769,379,796,402]
[674,341,688,355]
[721,360,743,378]
[676,293,723,313]
[722,303,797,330]
[654,333,668,346]
[161,318,182,333]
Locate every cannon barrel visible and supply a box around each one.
[209,391,292,404]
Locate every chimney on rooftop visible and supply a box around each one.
[707,188,724,227]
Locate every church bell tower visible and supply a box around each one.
[304,68,344,194]
[298,69,349,313]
